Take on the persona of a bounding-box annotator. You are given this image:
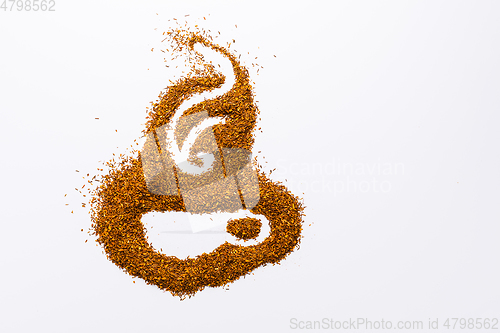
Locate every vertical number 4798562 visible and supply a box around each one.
[1,0,56,11]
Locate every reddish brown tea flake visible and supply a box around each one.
[226,217,262,240]
[87,26,305,299]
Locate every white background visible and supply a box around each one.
[1,1,499,332]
